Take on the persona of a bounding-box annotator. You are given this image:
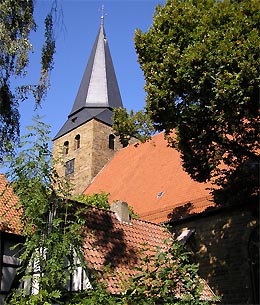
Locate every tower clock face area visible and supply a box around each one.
[52,16,124,194]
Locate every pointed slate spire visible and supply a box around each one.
[53,19,123,140]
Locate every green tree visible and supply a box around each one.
[113,108,155,147]
[114,0,259,191]
[5,117,88,304]
[122,239,215,305]
[73,192,140,219]
[65,283,121,305]
[72,192,111,210]
[0,0,56,160]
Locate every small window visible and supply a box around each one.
[75,134,80,150]
[108,134,115,150]
[65,159,75,176]
[64,141,69,155]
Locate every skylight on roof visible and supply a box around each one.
[157,191,164,198]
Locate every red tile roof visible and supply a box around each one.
[82,207,170,293]
[81,206,214,300]
[0,175,214,299]
[0,174,22,235]
[84,133,216,223]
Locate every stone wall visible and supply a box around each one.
[91,119,122,180]
[52,119,122,195]
[170,204,259,304]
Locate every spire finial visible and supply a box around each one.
[100,5,106,25]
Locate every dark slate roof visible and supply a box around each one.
[53,108,113,140]
[53,22,123,140]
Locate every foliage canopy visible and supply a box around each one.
[121,239,214,305]
[72,192,139,219]
[5,117,88,304]
[0,0,56,160]
[114,0,259,193]
[72,192,111,210]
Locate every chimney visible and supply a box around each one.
[111,201,131,224]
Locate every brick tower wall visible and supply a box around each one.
[52,119,122,195]
[91,119,122,180]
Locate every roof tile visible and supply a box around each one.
[0,174,22,235]
[84,133,216,223]
[82,207,169,291]
[0,175,214,299]
[81,207,214,299]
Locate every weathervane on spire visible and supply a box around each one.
[100,5,106,25]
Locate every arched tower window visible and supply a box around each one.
[248,226,259,304]
[74,134,80,150]
[64,141,69,155]
[108,134,115,150]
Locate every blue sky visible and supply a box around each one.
[19,0,165,142]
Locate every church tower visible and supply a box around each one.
[52,16,123,194]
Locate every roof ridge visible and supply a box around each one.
[139,195,213,218]
[75,201,168,228]
[131,217,169,229]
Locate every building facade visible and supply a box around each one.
[169,203,259,305]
